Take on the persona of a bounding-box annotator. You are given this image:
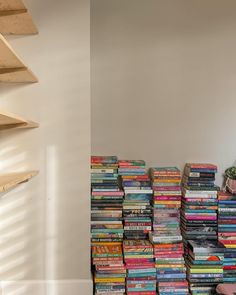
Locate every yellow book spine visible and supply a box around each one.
[190,269,223,274]
[91,242,122,246]
[154,201,181,204]
[153,180,180,183]
[156,264,185,268]
[94,278,125,283]
[224,245,236,248]
[125,255,153,258]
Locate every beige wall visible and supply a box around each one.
[0,0,92,294]
[91,0,236,185]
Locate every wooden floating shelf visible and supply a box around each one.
[0,171,38,193]
[0,0,38,35]
[0,110,39,130]
[0,33,37,83]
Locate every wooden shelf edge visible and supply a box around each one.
[17,120,39,129]
[0,67,38,83]
[0,109,39,131]
[0,34,38,83]
[0,171,39,193]
[0,1,38,35]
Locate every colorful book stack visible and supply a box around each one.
[92,242,126,294]
[185,240,225,294]
[149,231,187,294]
[158,281,189,295]
[218,191,236,282]
[119,160,153,240]
[149,167,187,294]
[91,156,124,243]
[181,163,219,248]
[150,167,182,233]
[123,240,156,295]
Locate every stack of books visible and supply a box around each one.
[91,156,124,243]
[181,163,219,248]
[149,230,187,293]
[149,167,187,292]
[119,160,153,240]
[150,167,182,233]
[123,240,156,294]
[218,191,236,282]
[186,240,225,294]
[92,242,126,294]
[158,281,189,294]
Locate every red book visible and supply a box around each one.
[220,240,236,244]
[123,240,153,248]
[224,266,236,270]
[92,191,124,196]
[91,156,118,163]
[218,220,236,224]
[186,163,217,169]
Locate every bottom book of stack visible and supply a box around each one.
[185,240,225,295]
[92,242,126,294]
[123,240,156,295]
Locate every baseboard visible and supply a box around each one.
[0,279,93,295]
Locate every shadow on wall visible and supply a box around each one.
[0,129,43,295]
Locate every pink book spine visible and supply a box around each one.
[154,254,183,258]
[92,191,124,196]
[125,258,152,263]
[154,196,181,200]
[185,216,216,220]
[125,263,155,269]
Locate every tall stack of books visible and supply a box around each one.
[123,240,156,295]
[91,156,126,293]
[185,240,225,294]
[150,167,182,233]
[149,231,187,294]
[149,167,187,293]
[91,156,124,243]
[181,163,219,248]
[218,191,236,283]
[92,242,126,294]
[119,160,153,240]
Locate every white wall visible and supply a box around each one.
[91,0,236,185]
[0,0,92,294]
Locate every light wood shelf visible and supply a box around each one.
[0,34,37,83]
[0,0,38,35]
[0,110,39,130]
[0,171,38,193]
